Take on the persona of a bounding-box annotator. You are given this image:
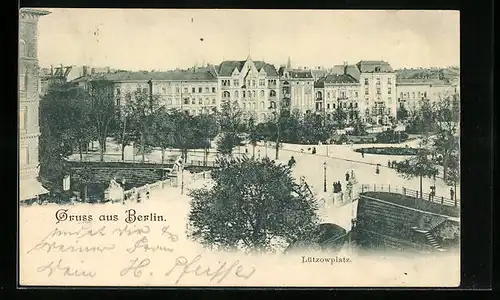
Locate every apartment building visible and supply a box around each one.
[73,66,219,116]
[278,59,315,116]
[396,68,459,111]
[19,8,50,201]
[217,56,279,123]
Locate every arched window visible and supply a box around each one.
[316,91,322,99]
[223,91,230,98]
[242,91,246,98]
[260,90,265,97]
[260,101,265,110]
[19,40,27,57]
[260,113,266,122]
[270,90,276,97]
[235,91,239,98]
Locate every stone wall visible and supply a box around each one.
[355,195,452,252]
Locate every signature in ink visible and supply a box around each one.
[36,259,96,278]
[119,258,151,278]
[112,224,150,236]
[165,254,256,284]
[126,236,174,253]
[26,233,116,254]
[161,225,179,242]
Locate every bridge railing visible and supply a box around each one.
[360,184,460,208]
[123,170,213,202]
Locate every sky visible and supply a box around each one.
[34,9,460,71]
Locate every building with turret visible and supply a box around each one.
[19,8,51,202]
[278,58,315,116]
[216,56,279,123]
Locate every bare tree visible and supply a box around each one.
[88,79,116,162]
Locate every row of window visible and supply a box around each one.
[222,90,277,98]
[116,86,218,96]
[228,101,277,110]
[400,91,428,99]
[221,79,277,87]
[320,91,359,99]
[364,77,393,85]
[364,87,392,95]
[327,102,359,109]
[183,98,217,105]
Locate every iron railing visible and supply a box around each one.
[360,183,460,208]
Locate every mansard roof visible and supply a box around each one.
[218,60,278,77]
[356,60,394,73]
[323,74,359,84]
[71,66,218,83]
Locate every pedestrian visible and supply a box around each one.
[338,181,342,192]
[450,187,455,201]
[429,186,436,202]
[345,172,350,182]
[312,147,317,154]
[361,149,365,158]
[375,164,380,174]
[388,160,391,168]
[288,156,296,168]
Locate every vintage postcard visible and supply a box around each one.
[18,8,460,287]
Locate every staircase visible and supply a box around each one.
[423,231,445,252]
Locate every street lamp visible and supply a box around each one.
[323,161,327,192]
[269,105,280,160]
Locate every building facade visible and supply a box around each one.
[68,59,458,127]
[278,59,315,116]
[323,74,361,123]
[217,57,280,123]
[19,8,50,201]
[73,66,219,116]
[356,61,397,125]
[395,67,459,111]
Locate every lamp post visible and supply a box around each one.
[323,161,327,192]
[269,106,280,160]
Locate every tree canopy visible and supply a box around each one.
[187,157,320,253]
